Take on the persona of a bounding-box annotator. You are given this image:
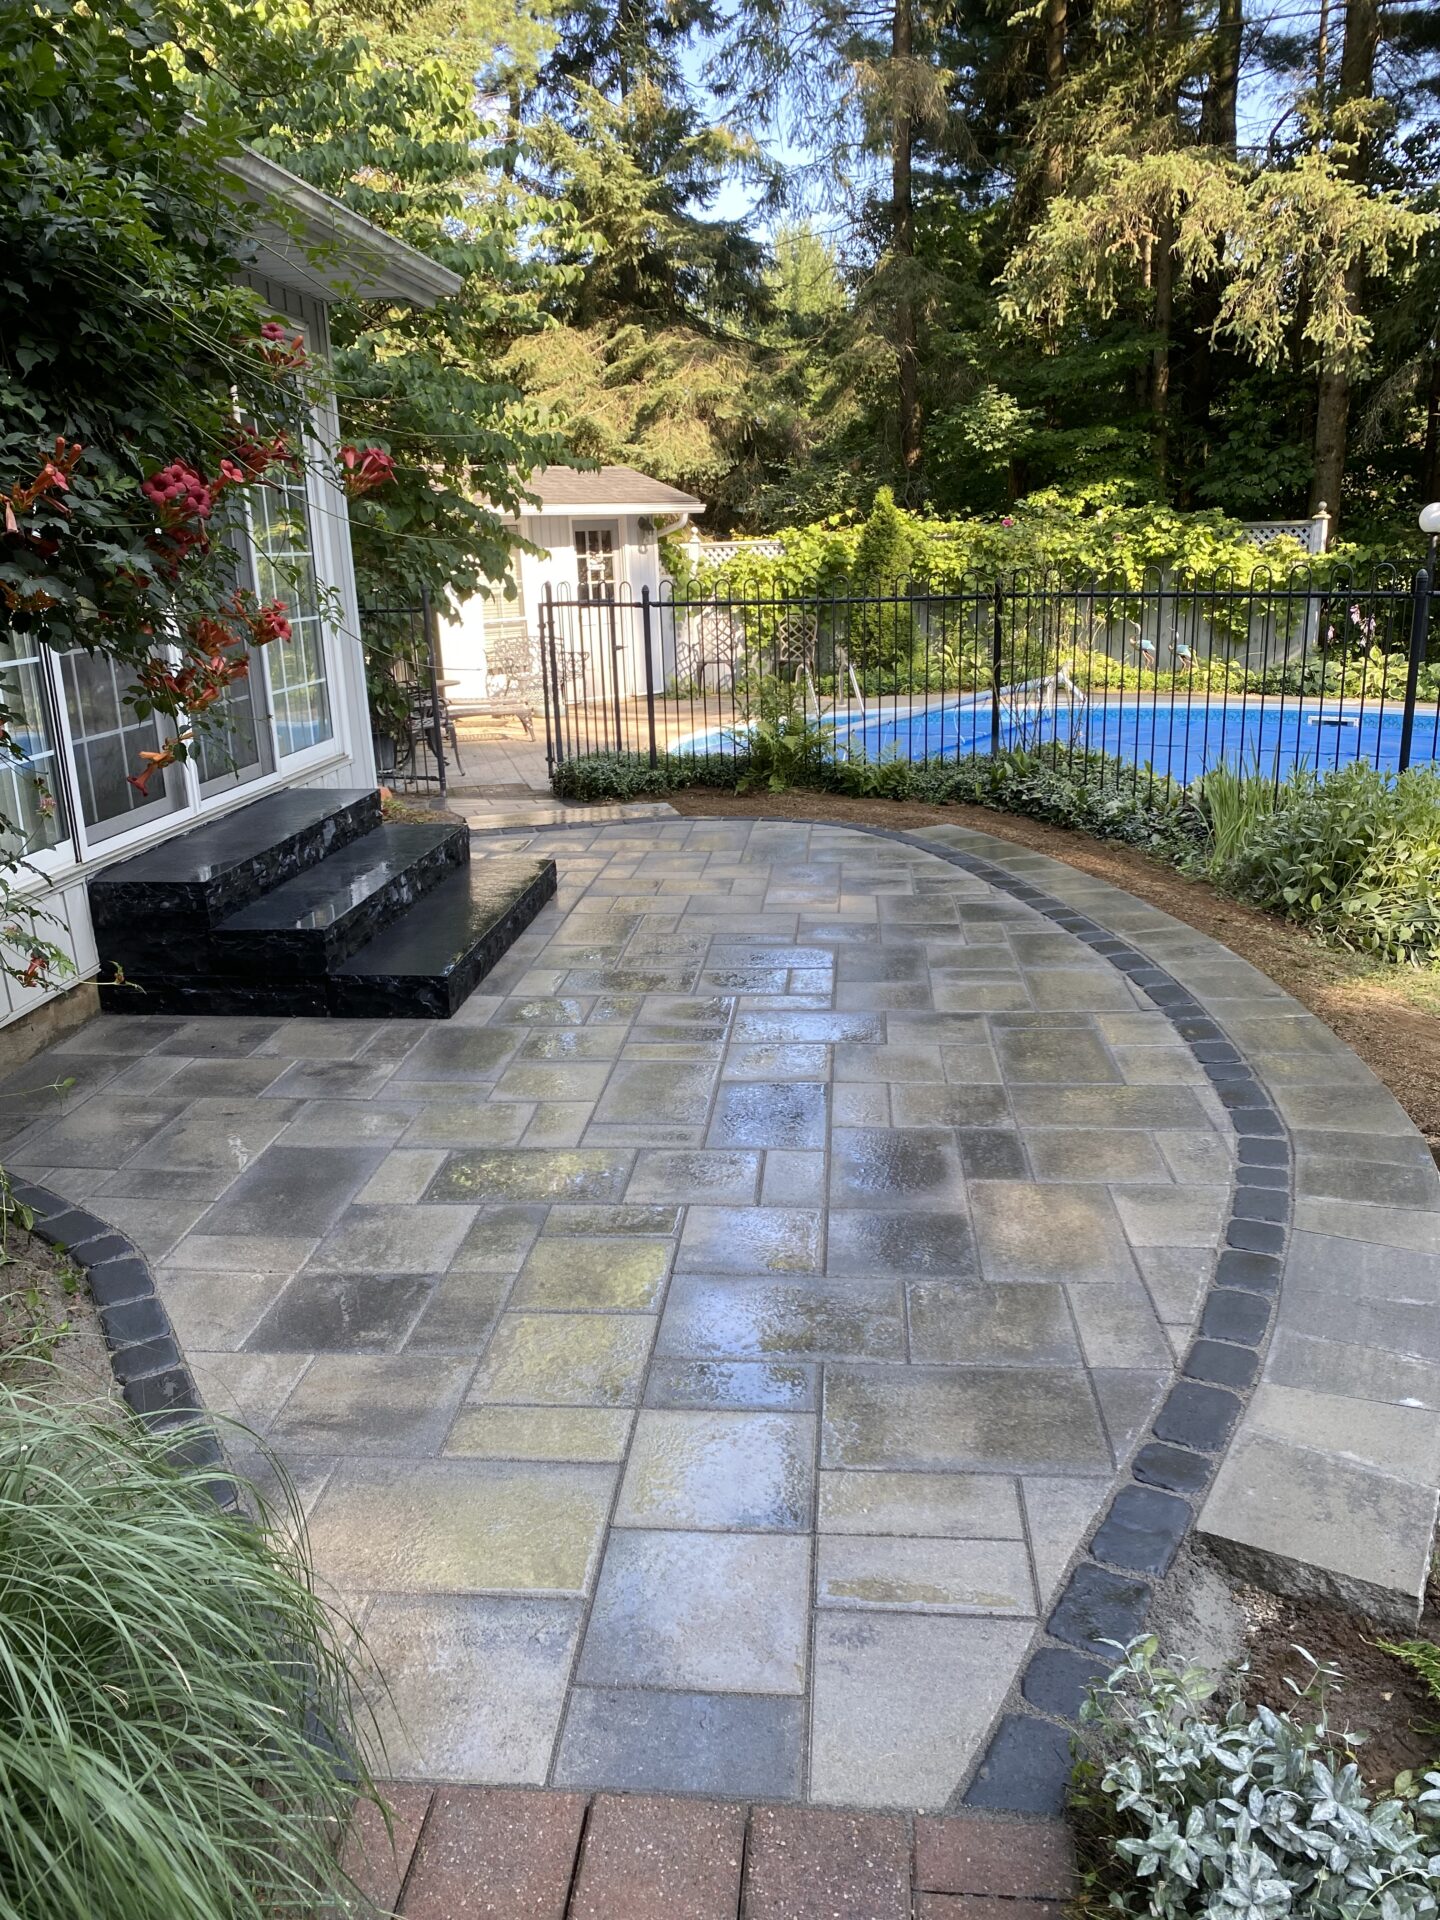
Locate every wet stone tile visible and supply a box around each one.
[827,1210,979,1279]
[722,1043,831,1080]
[428,1149,632,1205]
[401,1102,533,1149]
[830,1128,965,1212]
[658,1275,905,1362]
[818,1469,1023,1539]
[509,1236,672,1312]
[595,1063,717,1127]
[677,1206,822,1273]
[545,1203,682,1236]
[815,1536,1035,1615]
[403,1271,511,1353]
[445,1406,634,1462]
[470,1313,655,1406]
[707,1082,828,1150]
[645,1357,818,1411]
[823,1365,1111,1472]
[131,1098,298,1172]
[626,1150,760,1205]
[1025,1130,1170,1183]
[363,1594,583,1783]
[244,1270,435,1352]
[1067,1283,1172,1368]
[889,1085,1011,1129]
[554,1688,804,1799]
[492,1063,613,1104]
[393,1026,521,1081]
[995,1028,1121,1084]
[1114,1186,1228,1249]
[577,1528,811,1694]
[809,1614,1032,1809]
[306,1457,615,1594]
[448,1205,546,1272]
[956,1130,1030,1181]
[907,1281,1082,1367]
[969,1183,1138,1285]
[268,1354,473,1454]
[195,1144,386,1238]
[307,1203,475,1275]
[616,1410,815,1531]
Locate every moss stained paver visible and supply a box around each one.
[3,816,1240,1806]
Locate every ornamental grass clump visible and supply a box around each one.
[1073,1638,1440,1920]
[0,1377,381,1919]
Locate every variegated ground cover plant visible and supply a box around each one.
[1073,1638,1440,1920]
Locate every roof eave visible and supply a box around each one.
[525,498,707,516]
[223,147,463,307]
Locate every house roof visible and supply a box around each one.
[524,466,705,515]
[222,146,463,307]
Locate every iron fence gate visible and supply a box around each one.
[359,591,450,796]
[537,564,1439,794]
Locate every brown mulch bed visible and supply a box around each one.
[665,786,1440,1152]
[1240,1571,1440,1788]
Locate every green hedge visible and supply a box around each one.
[551,748,1440,964]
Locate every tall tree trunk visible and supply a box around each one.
[1152,206,1175,488]
[1189,0,1242,498]
[892,0,922,492]
[1309,0,1379,519]
[1201,0,1241,149]
[1423,353,1440,505]
[1040,0,1068,192]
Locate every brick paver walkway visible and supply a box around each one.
[344,1790,1077,1919]
[3,816,1234,1805]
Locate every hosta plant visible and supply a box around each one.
[1073,1637,1440,1920]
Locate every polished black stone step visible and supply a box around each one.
[329,857,557,1018]
[89,788,380,930]
[214,822,468,976]
[97,975,328,1017]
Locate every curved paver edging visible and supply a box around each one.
[764,814,1436,1816]
[477,803,1439,1816]
[8,1178,225,1482]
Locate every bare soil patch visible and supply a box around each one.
[665,786,1440,1150]
[0,1225,117,1407]
[1240,1572,1440,1787]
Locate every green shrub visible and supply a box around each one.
[1206,763,1440,964]
[550,748,745,800]
[1074,1637,1440,1920]
[0,1380,380,1919]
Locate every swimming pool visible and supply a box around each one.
[676,694,1440,785]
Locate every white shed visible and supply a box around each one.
[442,465,704,707]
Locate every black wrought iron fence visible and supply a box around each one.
[537,564,1439,793]
[358,591,449,796]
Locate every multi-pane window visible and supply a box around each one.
[0,634,66,856]
[248,467,333,757]
[56,646,176,842]
[575,527,617,603]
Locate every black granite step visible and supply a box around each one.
[97,975,329,1017]
[329,857,557,1018]
[89,788,380,932]
[213,822,469,976]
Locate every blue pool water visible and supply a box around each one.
[680,695,1439,785]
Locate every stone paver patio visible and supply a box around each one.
[6,808,1437,1817]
